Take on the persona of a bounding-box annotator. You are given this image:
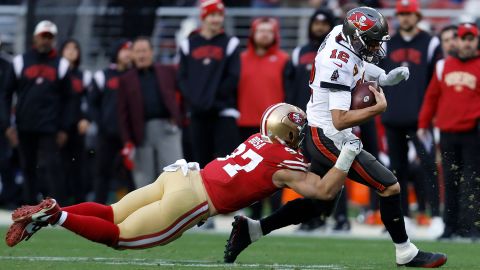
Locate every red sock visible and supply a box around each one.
[62,202,114,222]
[61,212,119,247]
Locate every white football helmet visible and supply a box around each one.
[260,103,307,149]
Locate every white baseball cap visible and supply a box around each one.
[33,20,58,36]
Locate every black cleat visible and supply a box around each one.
[398,250,447,268]
[224,215,252,263]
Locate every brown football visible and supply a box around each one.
[350,81,378,110]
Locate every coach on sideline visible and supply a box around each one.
[2,20,72,205]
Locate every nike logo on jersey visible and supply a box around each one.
[333,62,343,68]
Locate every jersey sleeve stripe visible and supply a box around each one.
[320,81,351,92]
[282,160,309,167]
[278,163,308,172]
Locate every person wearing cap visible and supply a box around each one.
[379,0,443,237]
[2,20,72,205]
[418,23,480,240]
[177,0,240,168]
[90,39,133,204]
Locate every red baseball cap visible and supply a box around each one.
[458,23,479,38]
[396,0,420,14]
[200,0,224,20]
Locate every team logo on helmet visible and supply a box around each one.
[287,112,305,125]
[347,11,376,31]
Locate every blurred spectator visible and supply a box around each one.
[91,39,133,204]
[284,8,336,231]
[379,0,443,236]
[439,25,458,57]
[60,38,92,203]
[118,37,183,188]
[237,17,289,219]
[418,23,480,239]
[0,40,21,209]
[285,8,335,111]
[177,0,240,167]
[3,21,72,205]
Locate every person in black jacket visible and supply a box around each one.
[284,8,335,111]
[379,0,443,236]
[90,39,133,204]
[3,20,72,205]
[60,38,92,203]
[177,0,240,167]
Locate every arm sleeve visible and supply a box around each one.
[418,68,442,129]
[329,90,352,111]
[216,38,240,107]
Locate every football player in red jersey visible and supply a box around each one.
[6,103,361,250]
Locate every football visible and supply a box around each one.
[350,81,378,110]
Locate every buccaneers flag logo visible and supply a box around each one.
[347,12,376,31]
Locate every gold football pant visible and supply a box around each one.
[110,170,209,249]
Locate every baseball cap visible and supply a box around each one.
[396,0,420,14]
[200,0,224,20]
[457,23,479,38]
[33,20,58,36]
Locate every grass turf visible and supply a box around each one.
[0,227,478,269]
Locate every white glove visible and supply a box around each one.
[378,67,410,86]
[335,139,362,173]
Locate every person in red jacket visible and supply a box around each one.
[237,17,289,219]
[418,23,480,240]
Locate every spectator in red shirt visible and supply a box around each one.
[237,17,289,219]
[418,23,480,240]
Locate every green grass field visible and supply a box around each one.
[0,227,478,270]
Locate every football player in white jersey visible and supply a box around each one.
[225,7,447,268]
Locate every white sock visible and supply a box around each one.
[246,218,263,242]
[54,211,68,226]
[395,239,419,264]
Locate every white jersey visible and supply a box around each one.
[306,25,365,149]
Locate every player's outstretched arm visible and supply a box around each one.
[331,86,387,130]
[365,62,409,86]
[273,140,362,200]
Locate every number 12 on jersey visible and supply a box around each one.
[217,143,263,177]
[330,49,350,63]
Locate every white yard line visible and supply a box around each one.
[0,256,349,269]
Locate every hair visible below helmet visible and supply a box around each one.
[260,103,307,149]
[342,7,390,64]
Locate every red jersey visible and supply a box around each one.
[419,56,480,132]
[201,133,308,214]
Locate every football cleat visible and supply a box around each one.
[224,215,252,263]
[12,197,61,224]
[398,250,447,268]
[5,220,47,247]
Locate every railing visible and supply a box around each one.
[0,5,469,70]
